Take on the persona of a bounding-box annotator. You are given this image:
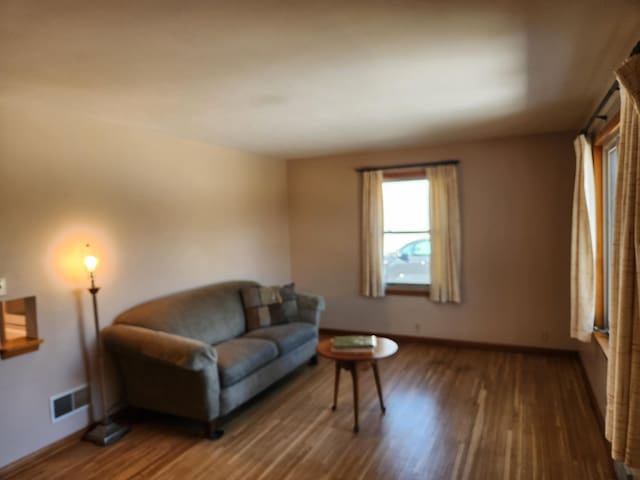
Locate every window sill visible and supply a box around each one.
[0,337,43,359]
[593,331,609,359]
[385,285,430,297]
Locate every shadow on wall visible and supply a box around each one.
[72,287,95,423]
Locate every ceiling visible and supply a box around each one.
[1,0,639,159]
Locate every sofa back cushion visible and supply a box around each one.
[114,281,258,345]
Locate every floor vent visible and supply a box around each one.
[50,385,90,423]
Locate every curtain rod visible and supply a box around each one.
[355,159,459,172]
[581,40,640,136]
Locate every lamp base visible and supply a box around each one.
[83,421,130,446]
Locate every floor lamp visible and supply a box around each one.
[82,253,130,446]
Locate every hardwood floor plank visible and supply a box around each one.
[3,343,614,480]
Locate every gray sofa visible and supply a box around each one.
[102,281,325,437]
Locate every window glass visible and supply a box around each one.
[382,179,430,286]
[412,239,430,256]
[603,138,619,332]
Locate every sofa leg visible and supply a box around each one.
[309,354,318,366]
[204,419,224,440]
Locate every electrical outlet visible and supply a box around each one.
[0,277,6,296]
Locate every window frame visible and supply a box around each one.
[593,112,620,336]
[382,169,431,297]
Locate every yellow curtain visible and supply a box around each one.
[570,134,596,342]
[426,165,461,303]
[361,170,385,297]
[605,53,640,467]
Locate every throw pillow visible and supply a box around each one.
[240,286,286,331]
[280,282,300,322]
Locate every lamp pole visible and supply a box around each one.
[88,271,110,426]
[83,255,129,446]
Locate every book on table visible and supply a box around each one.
[331,335,377,353]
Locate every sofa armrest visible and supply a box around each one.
[296,292,326,327]
[102,324,217,371]
[102,324,221,421]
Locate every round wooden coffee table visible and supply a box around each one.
[316,337,398,432]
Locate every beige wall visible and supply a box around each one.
[288,132,577,350]
[0,102,291,468]
[0,106,582,468]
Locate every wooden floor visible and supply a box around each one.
[4,343,613,480]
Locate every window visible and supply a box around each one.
[602,136,619,333]
[0,296,42,359]
[591,111,620,342]
[382,174,430,290]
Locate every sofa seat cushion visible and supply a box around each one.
[243,322,317,355]
[214,338,279,387]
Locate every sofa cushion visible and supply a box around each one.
[243,322,317,355]
[240,286,286,331]
[214,337,279,387]
[114,281,258,345]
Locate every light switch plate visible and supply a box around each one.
[0,277,6,296]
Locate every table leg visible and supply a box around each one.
[372,360,386,413]
[349,362,359,433]
[332,361,341,411]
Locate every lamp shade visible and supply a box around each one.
[83,255,99,273]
